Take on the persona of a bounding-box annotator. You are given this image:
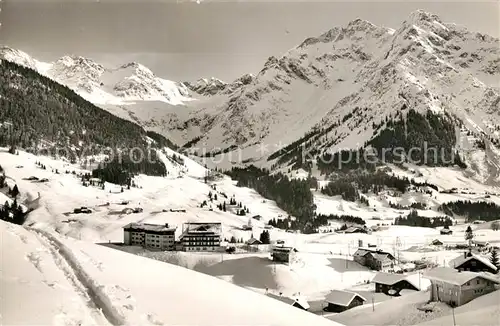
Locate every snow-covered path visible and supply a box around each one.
[31,228,121,325]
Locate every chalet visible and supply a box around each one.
[272,246,298,263]
[353,248,396,271]
[449,252,498,274]
[246,237,262,245]
[252,215,262,221]
[179,222,222,252]
[431,239,443,246]
[372,273,420,296]
[324,290,366,312]
[344,226,368,234]
[440,228,453,235]
[424,267,500,306]
[123,223,176,250]
[266,293,309,310]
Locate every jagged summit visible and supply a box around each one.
[0,46,40,70]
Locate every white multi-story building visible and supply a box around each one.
[123,223,176,250]
[179,222,222,252]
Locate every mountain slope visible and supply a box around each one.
[174,10,500,173]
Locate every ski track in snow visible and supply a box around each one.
[30,228,122,326]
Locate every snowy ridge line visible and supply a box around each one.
[31,228,125,326]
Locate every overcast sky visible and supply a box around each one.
[1,0,499,81]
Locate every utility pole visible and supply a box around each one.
[452,306,456,326]
[372,296,375,312]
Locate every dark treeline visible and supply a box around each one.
[395,210,452,227]
[368,108,467,168]
[321,170,438,202]
[92,149,167,185]
[438,200,500,222]
[0,167,27,225]
[314,109,466,176]
[314,214,366,226]
[0,199,26,225]
[268,213,366,234]
[226,166,316,230]
[321,171,409,201]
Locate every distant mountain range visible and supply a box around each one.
[2,10,500,182]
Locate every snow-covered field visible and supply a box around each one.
[2,147,500,325]
[1,221,341,326]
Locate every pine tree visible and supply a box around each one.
[11,184,20,198]
[465,225,474,248]
[490,248,499,273]
[259,230,271,244]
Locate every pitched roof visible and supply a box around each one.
[354,247,394,259]
[266,294,310,309]
[325,290,366,307]
[449,253,498,271]
[371,272,421,290]
[246,237,262,245]
[424,267,500,286]
[123,223,176,233]
[344,226,364,233]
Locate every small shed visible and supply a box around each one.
[440,228,453,235]
[266,293,310,310]
[324,290,366,312]
[431,239,443,246]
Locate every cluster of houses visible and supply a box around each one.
[123,222,223,252]
[269,250,499,314]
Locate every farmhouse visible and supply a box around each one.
[449,252,498,274]
[271,246,297,263]
[179,222,222,252]
[353,248,396,271]
[424,267,500,306]
[123,223,176,250]
[324,290,366,312]
[372,272,420,296]
[266,293,310,310]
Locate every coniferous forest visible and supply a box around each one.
[0,60,170,178]
[226,166,316,229]
[438,200,500,222]
[395,210,453,227]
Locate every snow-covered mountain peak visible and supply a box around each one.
[184,77,230,96]
[405,9,443,26]
[0,46,39,70]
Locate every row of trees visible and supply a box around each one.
[438,200,500,222]
[320,170,425,201]
[0,199,26,225]
[395,210,453,227]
